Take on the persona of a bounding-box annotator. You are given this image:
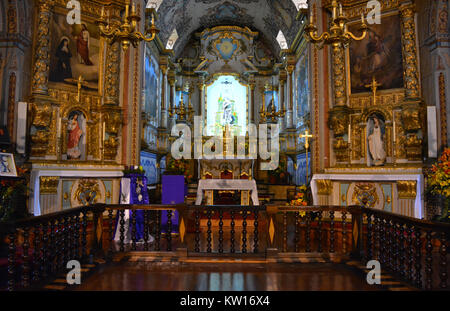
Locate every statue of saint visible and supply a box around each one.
[367,115,386,166]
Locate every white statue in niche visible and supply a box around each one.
[367,113,386,166]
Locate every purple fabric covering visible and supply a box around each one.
[161,175,186,232]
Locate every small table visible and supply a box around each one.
[195,179,259,205]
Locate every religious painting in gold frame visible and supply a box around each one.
[346,12,404,95]
[48,6,104,91]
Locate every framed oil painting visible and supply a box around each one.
[295,51,309,121]
[49,13,101,89]
[0,152,17,177]
[348,13,404,94]
[143,45,159,126]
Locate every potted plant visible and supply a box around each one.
[427,148,450,222]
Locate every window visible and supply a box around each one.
[276,30,288,50]
[291,0,308,11]
[146,0,163,11]
[166,28,178,50]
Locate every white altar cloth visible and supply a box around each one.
[195,179,259,205]
[311,174,424,219]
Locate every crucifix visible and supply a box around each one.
[300,130,314,184]
[76,75,87,103]
[365,76,382,106]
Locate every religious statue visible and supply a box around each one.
[67,111,84,159]
[77,23,93,66]
[367,114,386,166]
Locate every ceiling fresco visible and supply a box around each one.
[154,0,302,57]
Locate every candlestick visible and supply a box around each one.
[101,6,105,18]
[125,4,129,18]
[132,3,136,15]
[339,4,343,16]
[361,13,365,24]
[310,12,313,24]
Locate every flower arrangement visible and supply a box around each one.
[289,185,308,207]
[428,148,450,221]
[123,165,145,175]
[0,167,31,221]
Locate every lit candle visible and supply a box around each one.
[348,124,351,143]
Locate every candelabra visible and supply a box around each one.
[260,83,285,123]
[169,85,194,123]
[304,0,368,49]
[97,1,159,51]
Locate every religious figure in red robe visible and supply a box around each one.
[76,24,93,66]
[67,113,83,159]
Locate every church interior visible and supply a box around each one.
[0,0,449,293]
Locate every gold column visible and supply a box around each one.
[286,61,295,128]
[31,0,54,95]
[439,73,447,147]
[400,4,420,100]
[332,43,346,106]
[249,74,256,123]
[160,56,169,129]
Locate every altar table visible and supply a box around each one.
[195,179,259,205]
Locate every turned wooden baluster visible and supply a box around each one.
[67,216,72,262]
[342,211,347,254]
[230,210,236,253]
[155,210,161,251]
[49,219,56,273]
[74,214,80,260]
[294,212,300,253]
[306,212,311,252]
[41,222,49,279]
[242,208,248,254]
[143,210,149,251]
[380,219,386,266]
[82,211,88,260]
[218,210,224,253]
[119,210,125,252]
[425,230,433,290]
[406,224,414,282]
[386,219,392,271]
[374,216,381,261]
[317,211,323,253]
[366,213,372,261]
[399,223,406,279]
[439,231,447,289]
[131,210,137,251]
[22,227,31,288]
[109,209,115,255]
[330,211,335,253]
[195,210,200,252]
[393,222,399,274]
[253,209,259,254]
[207,209,212,253]
[59,217,65,271]
[282,211,288,252]
[166,210,173,251]
[33,225,41,282]
[414,227,423,289]
[7,230,16,291]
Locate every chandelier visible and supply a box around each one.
[304,0,368,48]
[97,1,160,51]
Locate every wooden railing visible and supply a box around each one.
[1,203,448,291]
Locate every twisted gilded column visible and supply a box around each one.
[103,40,122,161]
[31,0,54,95]
[400,4,420,100]
[399,3,423,161]
[249,74,255,123]
[332,44,346,106]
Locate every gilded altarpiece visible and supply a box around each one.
[28,0,123,215]
[314,1,426,219]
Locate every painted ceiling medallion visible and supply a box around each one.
[214,35,239,62]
